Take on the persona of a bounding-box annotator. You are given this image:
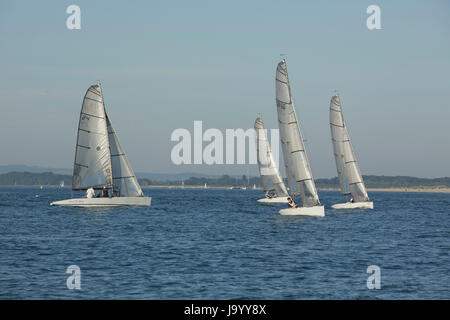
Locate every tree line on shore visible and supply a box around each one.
[1,171,450,189]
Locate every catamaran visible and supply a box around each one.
[329,94,373,209]
[275,60,324,216]
[254,116,289,203]
[50,84,151,207]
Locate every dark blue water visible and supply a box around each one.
[0,186,449,299]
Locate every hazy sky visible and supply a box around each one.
[0,0,449,178]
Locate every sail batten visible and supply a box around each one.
[329,95,369,202]
[275,60,320,207]
[254,117,289,197]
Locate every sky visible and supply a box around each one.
[0,0,449,178]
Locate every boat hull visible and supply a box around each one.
[50,197,151,207]
[257,196,289,203]
[279,205,325,217]
[331,201,373,209]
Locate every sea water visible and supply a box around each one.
[0,186,449,299]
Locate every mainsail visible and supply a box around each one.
[106,115,143,197]
[72,85,113,190]
[330,95,369,202]
[275,60,320,207]
[254,116,288,197]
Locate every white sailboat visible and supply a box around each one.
[50,84,151,207]
[275,60,324,216]
[254,116,289,203]
[60,180,65,188]
[329,94,373,209]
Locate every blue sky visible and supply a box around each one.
[0,0,449,178]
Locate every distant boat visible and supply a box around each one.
[230,186,247,190]
[254,116,289,203]
[204,183,207,189]
[60,180,65,188]
[50,84,151,207]
[275,60,324,216]
[253,184,256,190]
[181,180,185,188]
[329,94,373,209]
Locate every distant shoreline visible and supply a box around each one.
[4,185,450,194]
[140,185,450,194]
[318,187,450,194]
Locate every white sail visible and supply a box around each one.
[275,60,320,207]
[330,95,369,202]
[72,85,113,190]
[254,116,288,197]
[106,115,143,197]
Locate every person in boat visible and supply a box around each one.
[86,186,95,198]
[102,186,109,198]
[265,190,275,199]
[287,197,298,209]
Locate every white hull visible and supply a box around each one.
[50,197,151,207]
[331,201,373,209]
[279,205,325,217]
[257,196,289,203]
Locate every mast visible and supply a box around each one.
[99,83,114,194]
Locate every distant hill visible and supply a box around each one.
[0,165,71,175]
[0,165,230,181]
[316,175,450,189]
[0,171,72,186]
[1,171,449,189]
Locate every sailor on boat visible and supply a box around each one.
[265,190,275,199]
[86,186,95,198]
[102,186,109,198]
[287,197,298,209]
